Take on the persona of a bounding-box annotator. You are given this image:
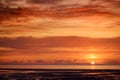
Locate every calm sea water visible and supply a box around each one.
[0,65,120,69]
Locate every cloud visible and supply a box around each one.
[93,0,120,15]
[0,0,28,8]
[0,7,119,37]
[0,47,17,56]
[0,0,119,37]
[27,0,62,4]
[0,36,120,51]
[0,59,86,65]
[101,59,120,65]
[0,0,119,21]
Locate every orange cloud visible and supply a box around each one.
[0,0,120,37]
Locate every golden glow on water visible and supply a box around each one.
[0,65,120,69]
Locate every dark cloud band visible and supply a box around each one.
[27,0,62,4]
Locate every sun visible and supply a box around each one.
[91,61,95,65]
[89,54,97,65]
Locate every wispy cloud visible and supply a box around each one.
[0,0,120,37]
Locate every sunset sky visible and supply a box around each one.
[0,0,120,65]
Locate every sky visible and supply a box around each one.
[0,0,120,65]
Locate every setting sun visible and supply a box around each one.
[91,61,95,65]
[88,54,98,65]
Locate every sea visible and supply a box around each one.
[0,65,120,69]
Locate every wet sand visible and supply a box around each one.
[0,69,120,80]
